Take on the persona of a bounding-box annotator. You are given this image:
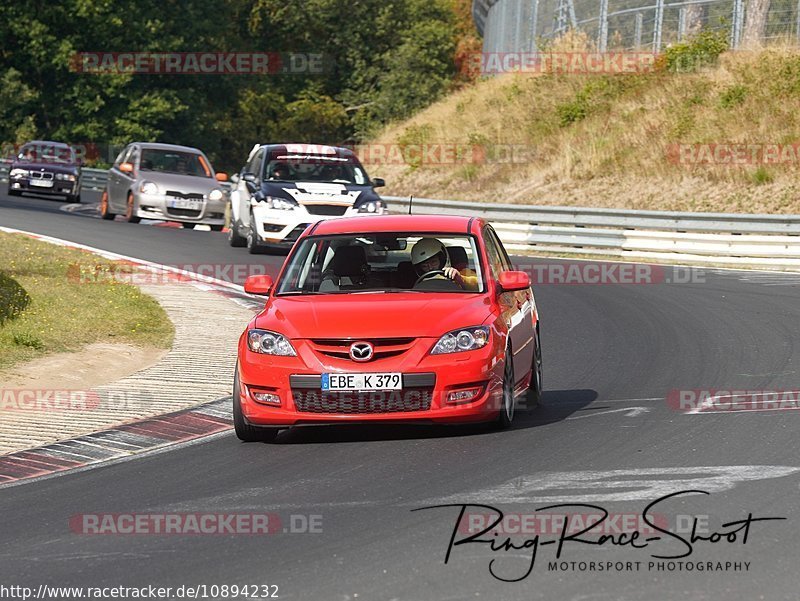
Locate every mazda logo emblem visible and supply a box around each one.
[349,341,374,362]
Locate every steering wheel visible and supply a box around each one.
[414,270,446,286]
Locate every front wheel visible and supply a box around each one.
[246,215,263,254]
[525,328,543,410]
[233,369,280,442]
[7,187,20,197]
[183,223,197,230]
[99,189,115,220]
[125,193,141,223]
[67,193,81,203]
[228,219,247,247]
[209,224,224,232]
[495,346,515,429]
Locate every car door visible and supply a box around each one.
[238,148,264,230]
[107,146,131,211]
[484,226,534,383]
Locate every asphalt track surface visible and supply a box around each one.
[1,191,800,600]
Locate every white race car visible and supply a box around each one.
[228,144,386,253]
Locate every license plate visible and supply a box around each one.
[168,198,201,209]
[322,373,402,391]
[30,179,53,188]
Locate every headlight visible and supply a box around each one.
[140,181,159,195]
[266,196,297,210]
[9,169,28,178]
[431,326,490,355]
[56,173,77,181]
[208,188,224,202]
[358,200,384,214]
[247,329,297,356]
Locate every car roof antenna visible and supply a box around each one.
[408,195,413,215]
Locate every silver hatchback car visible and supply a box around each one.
[100,142,228,230]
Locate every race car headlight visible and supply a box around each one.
[267,196,297,211]
[208,188,224,202]
[140,181,159,195]
[358,200,384,214]
[247,329,297,356]
[9,169,29,178]
[56,173,77,181]
[431,326,489,355]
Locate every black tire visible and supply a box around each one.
[228,219,247,247]
[125,193,141,223]
[525,328,543,410]
[7,187,20,197]
[495,345,515,429]
[68,193,81,203]
[209,224,224,232]
[183,223,197,230]
[246,215,263,254]
[99,189,115,220]
[233,369,280,442]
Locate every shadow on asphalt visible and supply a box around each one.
[262,388,598,445]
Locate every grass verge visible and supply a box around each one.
[0,232,174,371]
[369,37,800,213]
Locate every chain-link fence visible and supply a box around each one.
[473,0,800,53]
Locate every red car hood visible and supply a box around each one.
[255,293,492,339]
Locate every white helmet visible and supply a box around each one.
[411,238,448,269]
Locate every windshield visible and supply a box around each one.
[277,233,485,295]
[18,144,76,164]
[264,154,368,185]
[140,149,211,178]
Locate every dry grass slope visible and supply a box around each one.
[370,45,800,213]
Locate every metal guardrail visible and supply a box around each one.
[2,160,797,267]
[385,195,800,267]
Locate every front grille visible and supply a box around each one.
[167,207,202,217]
[30,171,54,180]
[292,388,433,414]
[166,190,204,200]
[305,204,348,216]
[289,373,435,414]
[309,338,416,361]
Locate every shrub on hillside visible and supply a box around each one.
[661,30,729,73]
[0,271,30,325]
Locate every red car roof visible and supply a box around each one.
[309,214,480,236]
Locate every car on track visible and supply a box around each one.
[7,141,83,202]
[227,143,386,253]
[99,142,229,230]
[233,214,542,442]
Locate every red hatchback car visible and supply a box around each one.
[234,215,542,441]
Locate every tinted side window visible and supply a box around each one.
[486,227,512,271]
[114,146,131,167]
[483,227,506,279]
[246,149,263,177]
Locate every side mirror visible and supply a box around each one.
[497,271,530,292]
[244,274,273,295]
[230,173,240,184]
[372,177,385,188]
[242,173,257,183]
[119,162,134,173]
[215,172,228,182]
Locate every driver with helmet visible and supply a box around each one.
[411,238,479,290]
